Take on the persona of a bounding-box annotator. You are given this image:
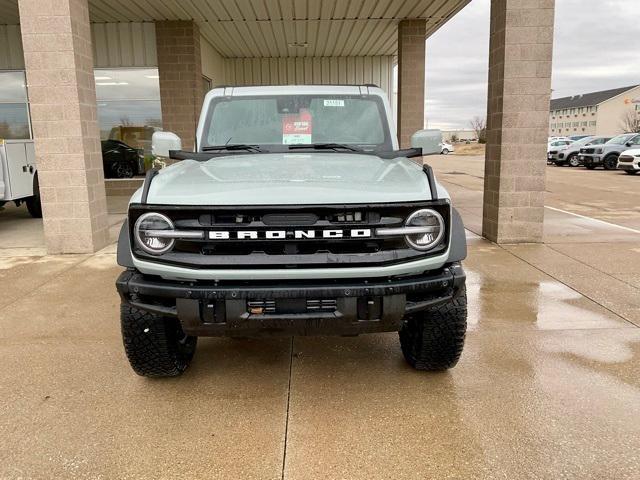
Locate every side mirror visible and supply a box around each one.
[152,131,182,158]
[625,142,632,147]
[411,129,443,156]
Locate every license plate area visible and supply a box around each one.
[247,298,337,315]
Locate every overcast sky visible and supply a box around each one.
[425,0,640,130]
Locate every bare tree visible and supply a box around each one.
[620,110,640,133]
[469,116,487,143]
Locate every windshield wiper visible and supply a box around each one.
[287,143,363,152]
[202,144,263,152]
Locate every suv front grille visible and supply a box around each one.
[129,201,451,269]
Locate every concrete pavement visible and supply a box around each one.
[0,158,639,479]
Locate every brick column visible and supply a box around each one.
[397,19,426,148]
[156,21,203,151]
[18,0,109,254]
[482,0,555,243]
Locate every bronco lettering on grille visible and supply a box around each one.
[208,229,372,240]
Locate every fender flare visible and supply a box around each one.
[117,219,134,268]
[447,207,467,263]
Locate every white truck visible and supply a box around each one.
[115,85,468,377]
[0,139,42,217]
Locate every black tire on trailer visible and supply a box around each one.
[399,287,467,371]
[121,304,197,377]
[26,173,42,218]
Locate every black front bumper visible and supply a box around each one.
[116,264,466,337]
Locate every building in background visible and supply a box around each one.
[549,85,640,137]
[0,0,557,252]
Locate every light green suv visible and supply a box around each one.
[116,85,468,377]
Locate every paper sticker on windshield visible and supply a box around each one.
[282,108,312,144]
[323,99,345,107]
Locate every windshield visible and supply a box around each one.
[202,94,391,150]
[607,134,635,145]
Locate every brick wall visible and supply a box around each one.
[482,0,555,243]
[156,21,203,151]
[18,0,109,253]
[397,19,426,149]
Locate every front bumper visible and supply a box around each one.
[116,263,466,337]
[580,154,601,166]
[617,159,640,171]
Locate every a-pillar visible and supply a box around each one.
[482,0,555,243]
[18,0,109,253]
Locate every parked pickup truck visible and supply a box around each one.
[579,133,640,170]
[115,85,468,377]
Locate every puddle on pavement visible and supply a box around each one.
[466,270,627,331]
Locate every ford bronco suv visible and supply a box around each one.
[116,85,467,377]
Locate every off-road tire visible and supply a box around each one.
[121,304,197,377]
[603,154,618,170]
[26,174,42,218]
[568,154,580,167]
[399,288,467,371]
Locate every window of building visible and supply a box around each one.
[202,75,212,100]
[582,121,587,126]
[573,122,579,127]
[95,68,162,160]
[589,121,596,126]
[0,71,31,140]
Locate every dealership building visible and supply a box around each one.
[549,84,640,137]
[0,0,556,253]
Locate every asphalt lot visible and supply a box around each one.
[0,156,639,479]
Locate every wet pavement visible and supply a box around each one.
[1,157,639,478]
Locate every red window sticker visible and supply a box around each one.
[282,108,312,144]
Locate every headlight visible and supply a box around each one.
[404,209,445,250]
[134,212,175,255]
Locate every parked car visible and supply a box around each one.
[568,135,590,141]
[547,140,573,163]
[617,148,640,175]
[579,133,640,170]
[101,139,144,179]
[115,85,468,377]
[552,136,611,167]
[440,141,454,154]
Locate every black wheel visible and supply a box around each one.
[399,287,467,371]
[121,304,197,377]
[441,148,449,155]
[26,174,42,218]
[568,154,580,167]
[624,170,638,175]
[603,155,618,170]
[585,164,596,170]
[113,162,135,178]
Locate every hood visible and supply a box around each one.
[135,153,439,205]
